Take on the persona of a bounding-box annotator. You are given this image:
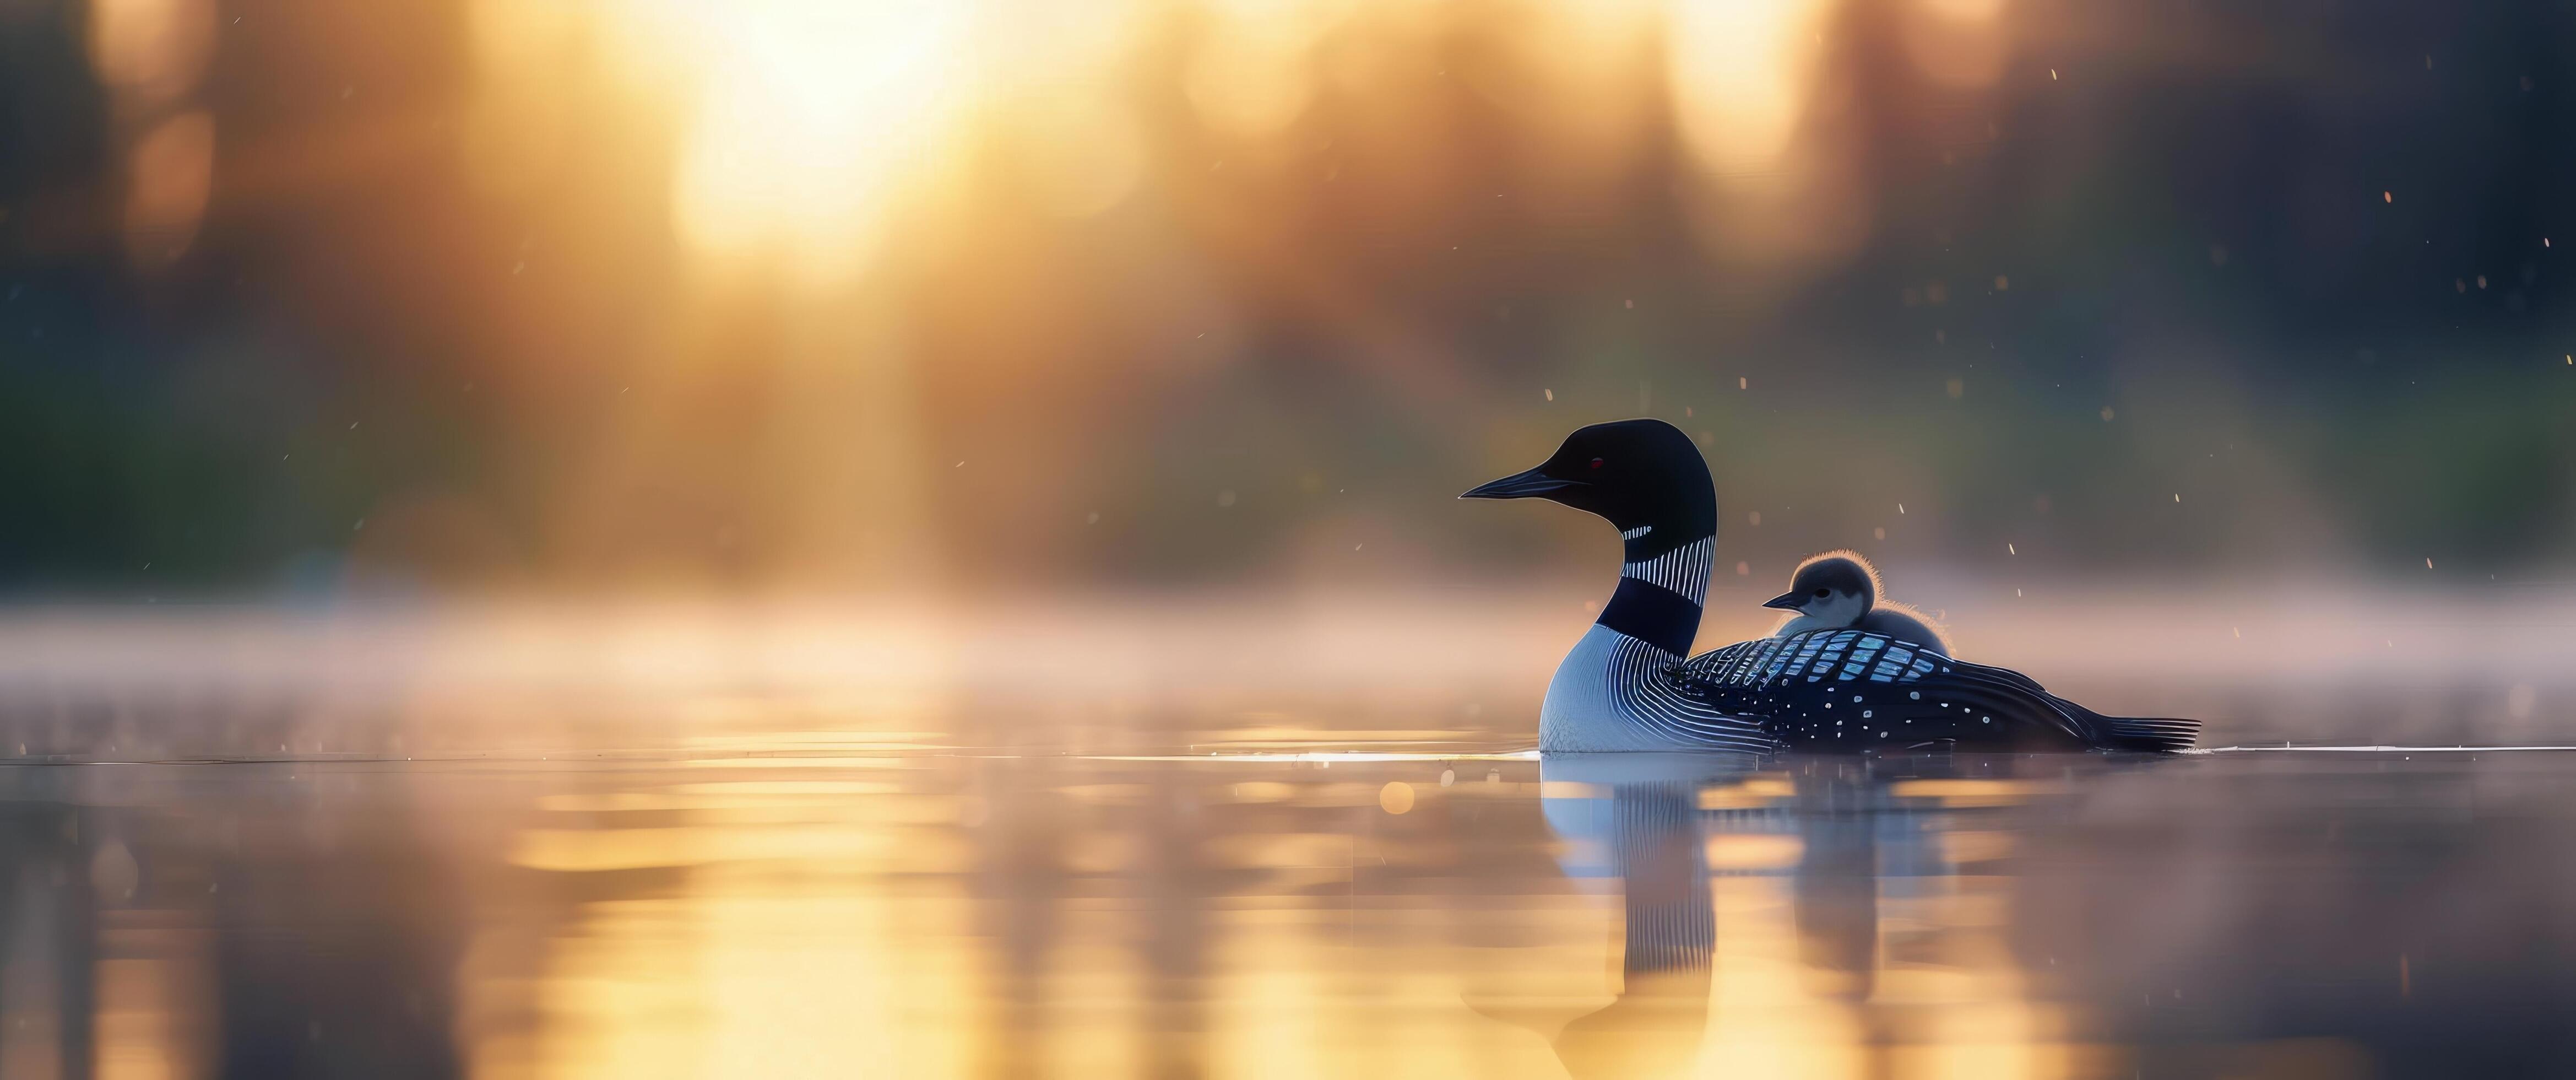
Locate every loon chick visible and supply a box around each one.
[1463,419,2196,754]
[1764,551,1951,657]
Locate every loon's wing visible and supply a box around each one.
[1675,631,2198,752]
[1670,635,1794,685]
[1674,630,1935,694]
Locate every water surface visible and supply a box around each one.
[5,606,2575,1077]
[7,742,2575,1078]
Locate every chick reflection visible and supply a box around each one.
[1783,757,1891,1001]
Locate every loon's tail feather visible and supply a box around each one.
[1949,658,2200,752]
[2042,690,2199,751]
[2088,714,2200,753]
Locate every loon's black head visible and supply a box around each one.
[1461,419,1716,544]
[1764,551,1878,616]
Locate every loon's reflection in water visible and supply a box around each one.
[1514,751,2172,1079]
[1511,757,1728,1078]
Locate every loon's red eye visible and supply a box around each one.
[1590,457,1604,469]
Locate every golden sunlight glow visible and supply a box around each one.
[122,109,214,267]
[486,887,988,1078]
[1907,0,2012,87]
[1922,0,2006,20]
[1664,0,1869,275]
[655,0,977,281]
[1015,91,1146,219]
[1702,876,1869,1077]
[89,0,217,272]
[471,0,988,284]
[1666,0,1830,175]
[468,0,1168,280]
[87,0,214,114]
[1185,0,1351,138]
[95,953,211,1080]
[457,0,1880,289]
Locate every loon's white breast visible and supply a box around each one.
[1542,626,1699,751]
[1537,537,1771,753]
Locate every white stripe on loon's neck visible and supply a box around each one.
[1598,530,1714,657]
[1621,533,1711,606]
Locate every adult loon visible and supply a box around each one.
[1765,550,1952,658]
[1463,419,2197,753]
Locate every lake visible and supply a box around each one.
[2,600,2572,1078]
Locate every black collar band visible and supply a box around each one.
[1597,576,1702,656]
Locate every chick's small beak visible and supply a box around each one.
[1460,465,1580,500]
[1761,591,1804,611]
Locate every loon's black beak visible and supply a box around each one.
[1761,591,1804,611]
[1460,465,1581,500]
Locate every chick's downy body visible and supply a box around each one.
[1764,552,1951,658]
